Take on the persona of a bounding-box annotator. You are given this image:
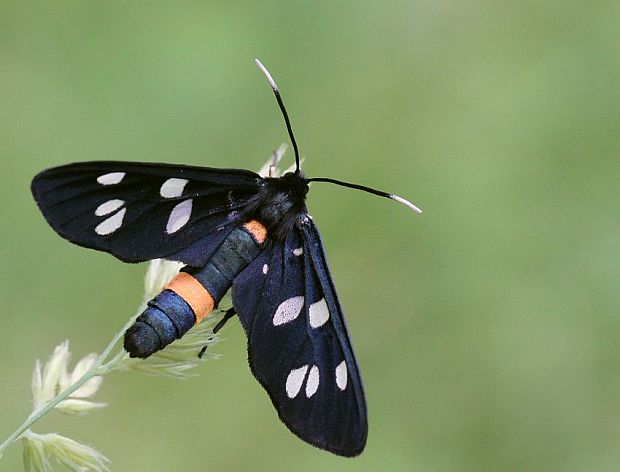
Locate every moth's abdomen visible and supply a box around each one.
[124,289,197,358]
[124,221,267,358]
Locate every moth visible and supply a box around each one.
[31,60,421,457]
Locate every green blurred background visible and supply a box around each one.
[2,1,620,470]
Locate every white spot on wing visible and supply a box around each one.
[309,298,329,328]
[305,365,319,398]
[95,199,124,216]
[160,178,188,198]
[95,208,126,235]
[166,199,193,234]
[273,296,304,326]
[97,172,125,185]
[262,264,269,275]
[293,247,303,256]
[336,361,348,390]
[286,365,308,399]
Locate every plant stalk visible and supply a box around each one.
[0,315,136,457]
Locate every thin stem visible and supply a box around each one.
[0,366,98,456]
[98,313,138,364]
[0,315,136,456]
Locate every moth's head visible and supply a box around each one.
[264,171,309,204]
[280,171,309,198]
[256,171,309,240]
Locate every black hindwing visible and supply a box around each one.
[31,161,263,265]
[232,215,368,456]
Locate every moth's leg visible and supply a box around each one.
[198,307,237,359]
[213,307,238,334]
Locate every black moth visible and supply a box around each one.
[31,60,421,457]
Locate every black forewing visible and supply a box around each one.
[31,161,263,265]
[231,215,367,456]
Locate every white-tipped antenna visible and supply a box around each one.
[390,194,423,214]
[255,59,423,215]
[306,177,422,215]
[255,59,278,92]
[255,59,301,173]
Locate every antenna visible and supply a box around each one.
[254,59,421,215]
[306,177,423,214]
[255,59,301,173]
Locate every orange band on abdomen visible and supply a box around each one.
[243,220,267,244]
[165,272,215,323]
[165,220,266,326]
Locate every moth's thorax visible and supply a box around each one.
[257,171,309,239]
